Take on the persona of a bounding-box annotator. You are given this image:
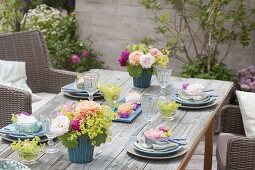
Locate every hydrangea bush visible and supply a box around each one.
[24,4,104,72]
[237,66,255,92]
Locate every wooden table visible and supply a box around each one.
[0,69,233,170]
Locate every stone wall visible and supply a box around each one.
[76,0,255,75]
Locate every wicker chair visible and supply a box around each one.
[0,30,77,128]
[216,105,255,170]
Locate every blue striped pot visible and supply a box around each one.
[68,135,94,164]
[133,71,152,88]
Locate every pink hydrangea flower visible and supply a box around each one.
[71,119,81,132]
[129,51,142,65]
[71,54,80,64]
[82,50,90,57]
[139,53,155,69]
[118,50,130,66]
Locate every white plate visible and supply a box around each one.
[125,142,188,160]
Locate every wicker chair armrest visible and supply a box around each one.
[226,137,255,170]
[0,85,32,128]
[47,68,77,93]
[221,105,245,135]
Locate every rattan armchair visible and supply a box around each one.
[0,30,77,128]
[216,105,255,170]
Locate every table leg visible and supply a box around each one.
[204,117,215,170]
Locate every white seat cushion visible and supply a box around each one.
[0,59,42,102]
[32,93,57,113]
[236,90,255,137]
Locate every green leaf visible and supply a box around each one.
[93,130,107,147]
[59,132,78,148]
[127,65,143,77]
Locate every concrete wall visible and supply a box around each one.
[76,0,255,75]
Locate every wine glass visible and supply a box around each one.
[141,93,158,124]
[83,72,99,101]
[40,114,59,154]
[156,66,172,95]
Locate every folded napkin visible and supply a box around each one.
[136,136,178,151]
[17,114,37,124]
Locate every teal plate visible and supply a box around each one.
[1,124,45,139]
[131,140,182,156]
[0,159,30,170]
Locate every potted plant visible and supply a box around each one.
[118,44,170,88]
[11,137,45,165]
[51,100,117,164]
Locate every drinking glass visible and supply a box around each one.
[83,72,99,101]
[156,66,172,95]
[157,96,180,120]
[100,83,121,107]
[141,93,158,124]
[40,114,59,154]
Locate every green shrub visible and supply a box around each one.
[180,56,235,81]
[24,4,104,72]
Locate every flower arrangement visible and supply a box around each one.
[157,100,181,118]
[118,44,170,77]
[117,92,141,118]
[11,137,45,164]
[51,100,117,148]
[237,66,255,92]
[144,127,172,145]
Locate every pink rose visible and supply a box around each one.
[150,48,163,57]
[129,51,142,65]
[82,50,90,57]
[139,53,155,69]
[71,54,80,64]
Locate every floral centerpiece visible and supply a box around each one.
[51,100,117,164]
[118,44,170,88]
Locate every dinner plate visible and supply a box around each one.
[0,159,30,170]
[125,142,188,160]
[0,134,49,143]
[179,101,217,109]
[63,91,103,99]
[1,124,45,139]
[132,140,182,156]
[170,93,215,106]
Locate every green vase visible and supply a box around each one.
[133,70,152,88]
[68,135,94,164]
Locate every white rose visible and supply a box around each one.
[51,115,70,136]
[139,53,155,69]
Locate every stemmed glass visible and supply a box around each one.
[156,66,172,95]
[141,93,158,125]
[83,72,99,101]
[40,114,59,154]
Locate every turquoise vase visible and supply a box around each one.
[133,70,152,88]
[68,135,94,164]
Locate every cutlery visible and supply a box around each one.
[162,138,187,145]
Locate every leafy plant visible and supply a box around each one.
[0,0,40,32]
[180,56,235,81]
[24,4,104,72]
[140,0,255,80]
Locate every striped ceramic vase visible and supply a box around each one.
[68,135,94,164]
[133,70,152,88]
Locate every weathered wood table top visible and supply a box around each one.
[0,69,233,170]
